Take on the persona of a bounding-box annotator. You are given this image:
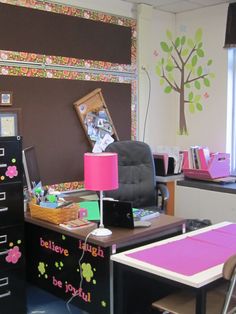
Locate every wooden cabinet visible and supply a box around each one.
[0,136,26,314]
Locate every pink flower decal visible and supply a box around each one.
[5,246,22,264]
[5,166,18,178]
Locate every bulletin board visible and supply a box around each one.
[0,1,136,186]
[0,2,132,65]
[0,75,132,185]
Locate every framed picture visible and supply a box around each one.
[0,92,13,106]
[0,108,22,136]
[73,88,119,151]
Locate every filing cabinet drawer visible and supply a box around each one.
[0,225,24,270]
[0,182,23,227]
[0,136,22,184]
[0,268,26,314]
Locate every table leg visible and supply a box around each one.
[166,181,175,216]
[196,288,206,314]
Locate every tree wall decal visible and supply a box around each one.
[155,28,215,135]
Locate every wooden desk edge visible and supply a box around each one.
[25,213,185,248]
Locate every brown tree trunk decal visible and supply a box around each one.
[155,28,215,135]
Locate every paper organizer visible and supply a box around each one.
[183,152,230,180]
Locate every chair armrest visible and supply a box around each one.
[156,183,169,214]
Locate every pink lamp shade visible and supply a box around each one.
[84,152,118,191]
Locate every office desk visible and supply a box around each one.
[25,213,185,314]
[111,221,236,314]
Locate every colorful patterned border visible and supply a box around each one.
[0,64,137,139]
[0,1,137,139]
[45,181,84,192]
[0,0,137,73]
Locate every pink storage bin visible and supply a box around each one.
[183,152,230,180]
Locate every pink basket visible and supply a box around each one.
[183,153,230,180]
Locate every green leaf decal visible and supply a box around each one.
[160,78,164,85]
[194,95,201,102]
[161,58,165,64]
[189,103,195,113]
[197,66,202,76]
[186,63,192,71]
[197,49,204,57]
[185,83,191,88]
[164,86,172,93]
[166,30,172,40]
[198,42,203,49]
[160,42,170,52]
[188,92,194,101]
[194,81,201,89]
[191,55,198,67]
[181,48,189,57]
[181,36,186,45]
[196,103,203,111]
[187,38,194,49]
[195,28,202,43]
[207,59,213,66]
[155,65,161,76]
[167,73,174,82]
[204,78,210,87]
[166,64,173,72]
[175,37,180,47]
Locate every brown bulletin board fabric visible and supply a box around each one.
[0,75,131,185]
[0,2,132,64]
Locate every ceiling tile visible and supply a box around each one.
[188,0,227,5]
[121,0,231,13]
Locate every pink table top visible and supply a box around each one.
[126,223,236,276]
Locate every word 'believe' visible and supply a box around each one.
[40,237,69,256]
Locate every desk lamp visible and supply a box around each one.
[84,152,118,237]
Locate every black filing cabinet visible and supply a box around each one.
[0,136,26,314]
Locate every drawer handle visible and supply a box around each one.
[0,291,11,299]
[0,207,8,212]
[0,192,6,201]
[0,249,9,256]
[0,234,7,244]
[0,163,7,168]
[0,148,4,157]
[0,277,8,287]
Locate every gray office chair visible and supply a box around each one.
[104,140,169,213]
[152,254,236,314]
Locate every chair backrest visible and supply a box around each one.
[104,140,157,208]
[223,254,236,280]
[222,254,236,314]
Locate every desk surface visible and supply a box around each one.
[156,173,184,183]
[25,212,185,249]
[111,221,234,288]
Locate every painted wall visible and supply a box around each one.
[175,4,228,153]
[49,0,134,18]
[137,5,176,153]
[47,0,229,154]
[139,3,229,154]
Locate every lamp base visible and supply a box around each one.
[91,227,112,237]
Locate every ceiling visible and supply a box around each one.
[121,0,233,14]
